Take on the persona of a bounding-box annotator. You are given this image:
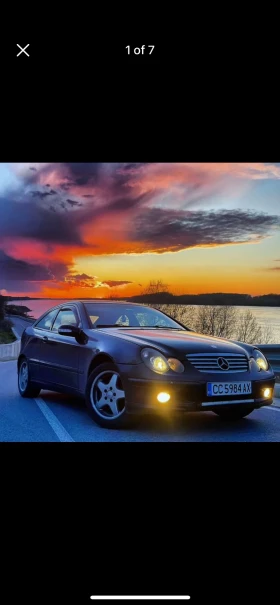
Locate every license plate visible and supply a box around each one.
[207,381,252,397]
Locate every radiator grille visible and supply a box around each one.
[186,353,249,373]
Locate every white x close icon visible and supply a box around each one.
[17,44,30,57]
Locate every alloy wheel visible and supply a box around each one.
[90,370,126,419]
[19,361,28,392]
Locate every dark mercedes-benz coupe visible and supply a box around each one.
[17,301,275,428]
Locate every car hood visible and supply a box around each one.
[99,328,249,357]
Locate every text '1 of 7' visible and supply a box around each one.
[125,46,155,55]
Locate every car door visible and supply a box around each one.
[44,306,81,390]
[28,307,60,382]
[31,306,81,390]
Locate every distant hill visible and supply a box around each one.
[128,292,280,306]
[4,292,280,306]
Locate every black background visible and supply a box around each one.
[2,445,279,604]
[1,31,279,605]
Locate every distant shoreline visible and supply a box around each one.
[6,293,280,307]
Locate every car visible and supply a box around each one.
[17,300,275,428]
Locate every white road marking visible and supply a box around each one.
[35,398,75,442]
[12,327,20,339]
[90,598,191,601]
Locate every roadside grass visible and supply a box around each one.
[0,329,16,344]
[0,319,17,344]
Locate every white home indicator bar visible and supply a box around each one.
[90,598,191,601]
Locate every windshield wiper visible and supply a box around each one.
[95,324,185,330]
[151,326,184,329]
[96,324,128,328]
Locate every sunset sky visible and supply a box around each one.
[0,162,280,298]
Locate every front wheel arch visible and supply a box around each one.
[87,353,115,379]
[17,354,26,373]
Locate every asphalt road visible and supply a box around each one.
[1,358,280,442]
[7,314,34,339]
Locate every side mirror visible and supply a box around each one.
[58,324,81,337]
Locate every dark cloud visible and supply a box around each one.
[64,273,98,289]
[29,167,37,172]
[26,163,148,189]
[30,189,56,198]
[121,163,147,171]
[21,163,153,221]
[61,164,152,210]
[268,267,280,271]
[102,280,133,288]
[0,197,83,244]
[62,163,102,186]
[132,208,280,252]
[66,273,95,281]
[48,262,69,281]
[30,190,54,199]
[0,250,52,282]
[66,199,82,207]
[0,251,68,291]
[104,191,151,214]
[64,273,99,289]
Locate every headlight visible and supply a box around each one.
[167,358,185,373]
[253,349,269,371]
[141,348,185,374]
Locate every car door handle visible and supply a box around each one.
[42,336,48,342]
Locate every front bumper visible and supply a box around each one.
[120,365,275,413]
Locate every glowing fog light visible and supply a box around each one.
[263,388,272,398]
[157,392,170,403]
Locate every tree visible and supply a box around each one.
[150,303,196,329]
[234,310,274,344]
[107,288,121,300]
[0,296,4,321]
[142,279,170,296]
[147,302,274,344]
[194,305,237,339]
[258,325,274,344]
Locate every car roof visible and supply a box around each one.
[82,300,142,305]
[56,300,143,307]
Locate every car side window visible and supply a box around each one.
[35,308,59,330]
[52,309,79,332]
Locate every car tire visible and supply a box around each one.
[85,362,133,429]
[18,357,41,398]
[214,406,255,420]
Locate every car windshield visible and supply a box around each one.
[84,303,187,330]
